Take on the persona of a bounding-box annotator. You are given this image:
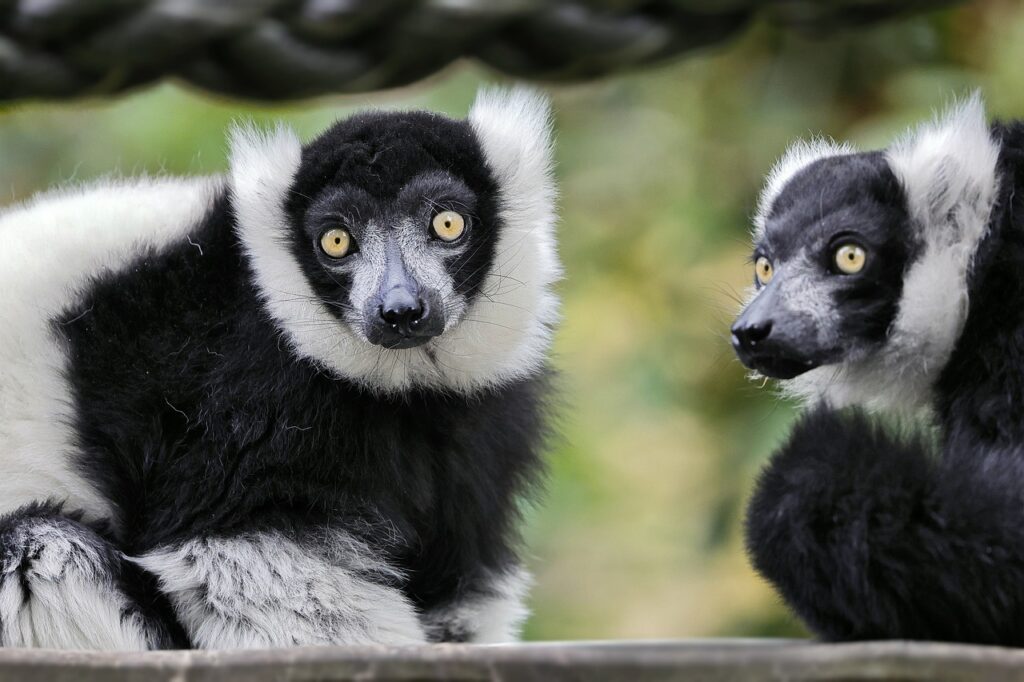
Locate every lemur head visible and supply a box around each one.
[733,95,1000,411]
[229,87,560,394]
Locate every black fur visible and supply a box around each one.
[746,123,1024,644]
[747,409,1024,643]
[50,112,549,642]
[772,152,916,341]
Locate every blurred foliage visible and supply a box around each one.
[1,0,1021,642]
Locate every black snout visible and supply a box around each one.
[365,240,445,349]
[368,284,443,350]
[731,286,821,380]
[731,319,772,351]
[380,287,425,335]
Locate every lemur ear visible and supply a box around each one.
[879,95,1000,397]
[228,123,302,236]
[468,86,557,241]
[227,123,306,327]
[886,93,999,242]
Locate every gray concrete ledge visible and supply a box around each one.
[0,640,1021,681]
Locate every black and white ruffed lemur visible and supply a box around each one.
[731,95,1024,644]
[0,87,560,649]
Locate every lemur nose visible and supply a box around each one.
[380,289,425,333]
[731,319,773,349]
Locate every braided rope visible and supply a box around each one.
[0,0,956,101]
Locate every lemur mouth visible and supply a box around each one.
[742,353,819,380]
[377,335,435,350]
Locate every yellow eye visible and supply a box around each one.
[755,256,774,286]
[431,211,466,242]
[835,244,866,274]
[319,228,352,258]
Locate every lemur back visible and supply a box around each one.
[0,178,221,527]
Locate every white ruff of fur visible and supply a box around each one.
[230,86,560,394]
[135,531,425,648]
[782,95,1000,411]
[0,176,221,526]
[753,138,858,242]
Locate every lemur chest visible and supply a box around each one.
[79,365,526,550]
[64,303,541,575]
[55,228,544,601]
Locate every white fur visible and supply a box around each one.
[782,95,1000,411]
[231,86,560,394]
[0,518,156,649]
[423,568,531,643]
[135,531,425,648]
[753,138,857,241]
[0,176,222,526]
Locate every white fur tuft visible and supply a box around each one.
[460,85,562,387]
[753,138,857,240]
[783,94,1000,411]
[227,122,337,377]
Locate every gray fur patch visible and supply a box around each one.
[136,531,426,648]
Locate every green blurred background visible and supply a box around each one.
[2,0,1021,641]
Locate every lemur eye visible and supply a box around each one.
[834,244,866,274]
[755,256,774,286]
[319,228,353,259]
[431,211,466,242]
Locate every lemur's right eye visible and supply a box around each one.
[320,228,353,259]
[834,243,866,274]
[431,211,466,242]
[755,256,774,286]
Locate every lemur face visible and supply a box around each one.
[732,96,1000,411]
[285,112,501,350]
[732,152,914,379]
[230,88,560,393]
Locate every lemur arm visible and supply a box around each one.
[420,567,531,643]
[136,530,426,648]
[746,407,1024,645]
[0,503,183,649]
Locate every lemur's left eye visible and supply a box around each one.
[834,244,867,274]
[320,228,353,259]
[755,256,774,286]
[431,211,466,242]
